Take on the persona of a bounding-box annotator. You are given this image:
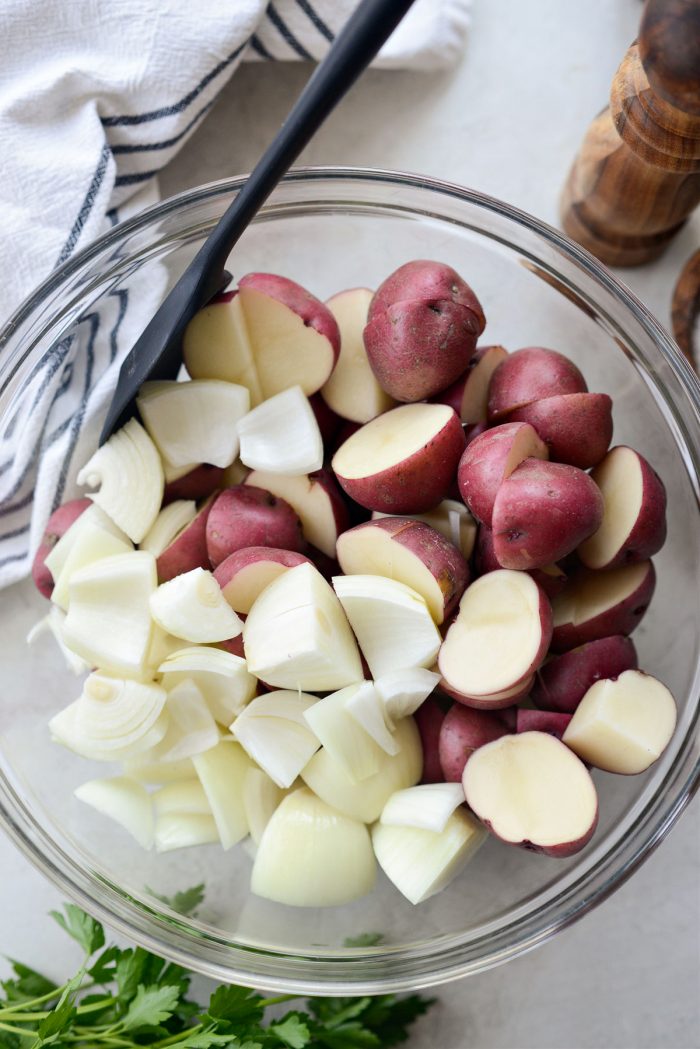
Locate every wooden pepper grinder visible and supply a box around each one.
[560,0,700,267]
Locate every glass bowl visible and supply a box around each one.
[0,168,698,994]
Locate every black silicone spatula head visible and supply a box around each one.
[100,0,417,443]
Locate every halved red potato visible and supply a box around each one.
[439,704,508,782]
[488,347,588,421]
[156,495,216,583]
[182,291,264,403]
[439,673,535,710]
[562,670,677,774]
[321,288,395,423]
[214,547,313,614]
[463,731,598,857]
[162,464,225,505]
[336,518,468,624]
[516,709,572,738]
[245,468,349,559]
[551,561,656,652]
[439,570,552,702]
[31,498,92,598]
[414,696,447,784]
[372,499,477,560]
[509,393,612,469]
[205,486,304,568]
[578,446,667,570]
[474,526,566,597]
[433,345,509,424]
[457,422,549,526]
[492,459,603,570]
[363,260,486,402]
[332,403,466,514]
[531,635,638,713]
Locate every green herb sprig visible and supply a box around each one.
[0,904,433,1048]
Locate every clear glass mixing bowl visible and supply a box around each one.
[0,169,698,994]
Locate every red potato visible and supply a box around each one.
[439,673,535,710]
[162,464,225,505]
[31,498,92,598]
[509,393,613,469]
[244,467,349,558]
[531,635,638,713]
[321,288,395,423]
[464,422,489,448]
[363,260,486,402]
[562,670,677,775]
[528,564,568,600]
[156,494,216,583]
[308,393,342,448]
[372,499,477,561]
[439,570,552,703]
[214,546,313,614]
[463,731,598,857]
[488,347,588,421]
[457,421,549,526]
[413,695,447,784]
[205,485,304,568]
[306,546,341,582]
[182,290,264,403]
[516,709,572,738]
[433,345,509,424]
[578,446,667,570]
[332,403,466,514]
[474,526,567,597]
[216,634,245,658]
[551,561,656,652]
[492,458,603,570]
[336,518,468,624]
[439,704,509,781]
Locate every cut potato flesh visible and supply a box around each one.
[322,288,394,423]
[562,670,676,774]
[243,563,362,691]
[219,560,296,615]
[553,562,651,627]
[137,379,249,468]
[251,787,376,907]
[332,403,455,478]
[463,732,598,855]
[245,470,340,558]
[333,574,441,679]
[183,294,264,404]
[579,447,642,567]
[460,346,508,423]
[439,571,547,697]
[372,808,486,904]
[372,500,477,560]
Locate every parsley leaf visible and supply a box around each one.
[49,903,104,956]
[120,983,181,1031]
[207,984,265,1027]
[342,933,384,948]
[147,882,206,917]
[270,1013,311,1048]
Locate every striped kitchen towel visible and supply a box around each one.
[0,0,471,588]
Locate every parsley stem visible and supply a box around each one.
[258,993,300,1007]
[0,983,67,1017]
[0,1020,36,1038]
[151,1023,203,1047]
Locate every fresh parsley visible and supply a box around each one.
[0,903,433,1047]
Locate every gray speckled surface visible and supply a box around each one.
[1,2,699,1046]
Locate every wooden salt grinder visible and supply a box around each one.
[560,0,700,267]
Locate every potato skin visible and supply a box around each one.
[413,695,448,783]
[333,409,466,514]
[515,709,572,738]
[363,260,486,402]
[439,704,508,781]
[308,393,342,449]
[532,635,638,713]
[238,272,341,359]
[337,517,469,622]
[488,347,587,421]
[492,459,604,570]
[213,546,312,603]
[509,393,613,469]
[457,421,548,526]
[156,495,215,583]
[162,464,225,505]
[31,498,92,598]
[439,673,535,710]
[205,485,304,567]
[551,563,656,652]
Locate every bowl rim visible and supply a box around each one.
[0,165,698,994]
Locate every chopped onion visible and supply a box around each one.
[158,646,256,725]
[237,386,323,475]
[251,788,376,907]
[62,551,156,678]
[153,779,212,817]
[123,756,195,783]
[231,690,320,788]
[137,379,249,468]
[192,741,252,849]
[74,777,154,849]
[151,678,219,762]
[154,812,219,852]
[374,668,441,727]
[380,782,465,833]
[150,568,243,643]
[301,717,422,822]
[243,563,362,692]
[45,505,133,610]
[77,419,163,542]
[371,809,486,904]
[344,681,399,756]
[304,684,384,783]
[140,500,197,557]
[243,767,283,844]
[27,606,90,676]
[332,575,441,679]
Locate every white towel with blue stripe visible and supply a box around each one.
[0,0,470,587]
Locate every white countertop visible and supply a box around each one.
[2,2,699,1046]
